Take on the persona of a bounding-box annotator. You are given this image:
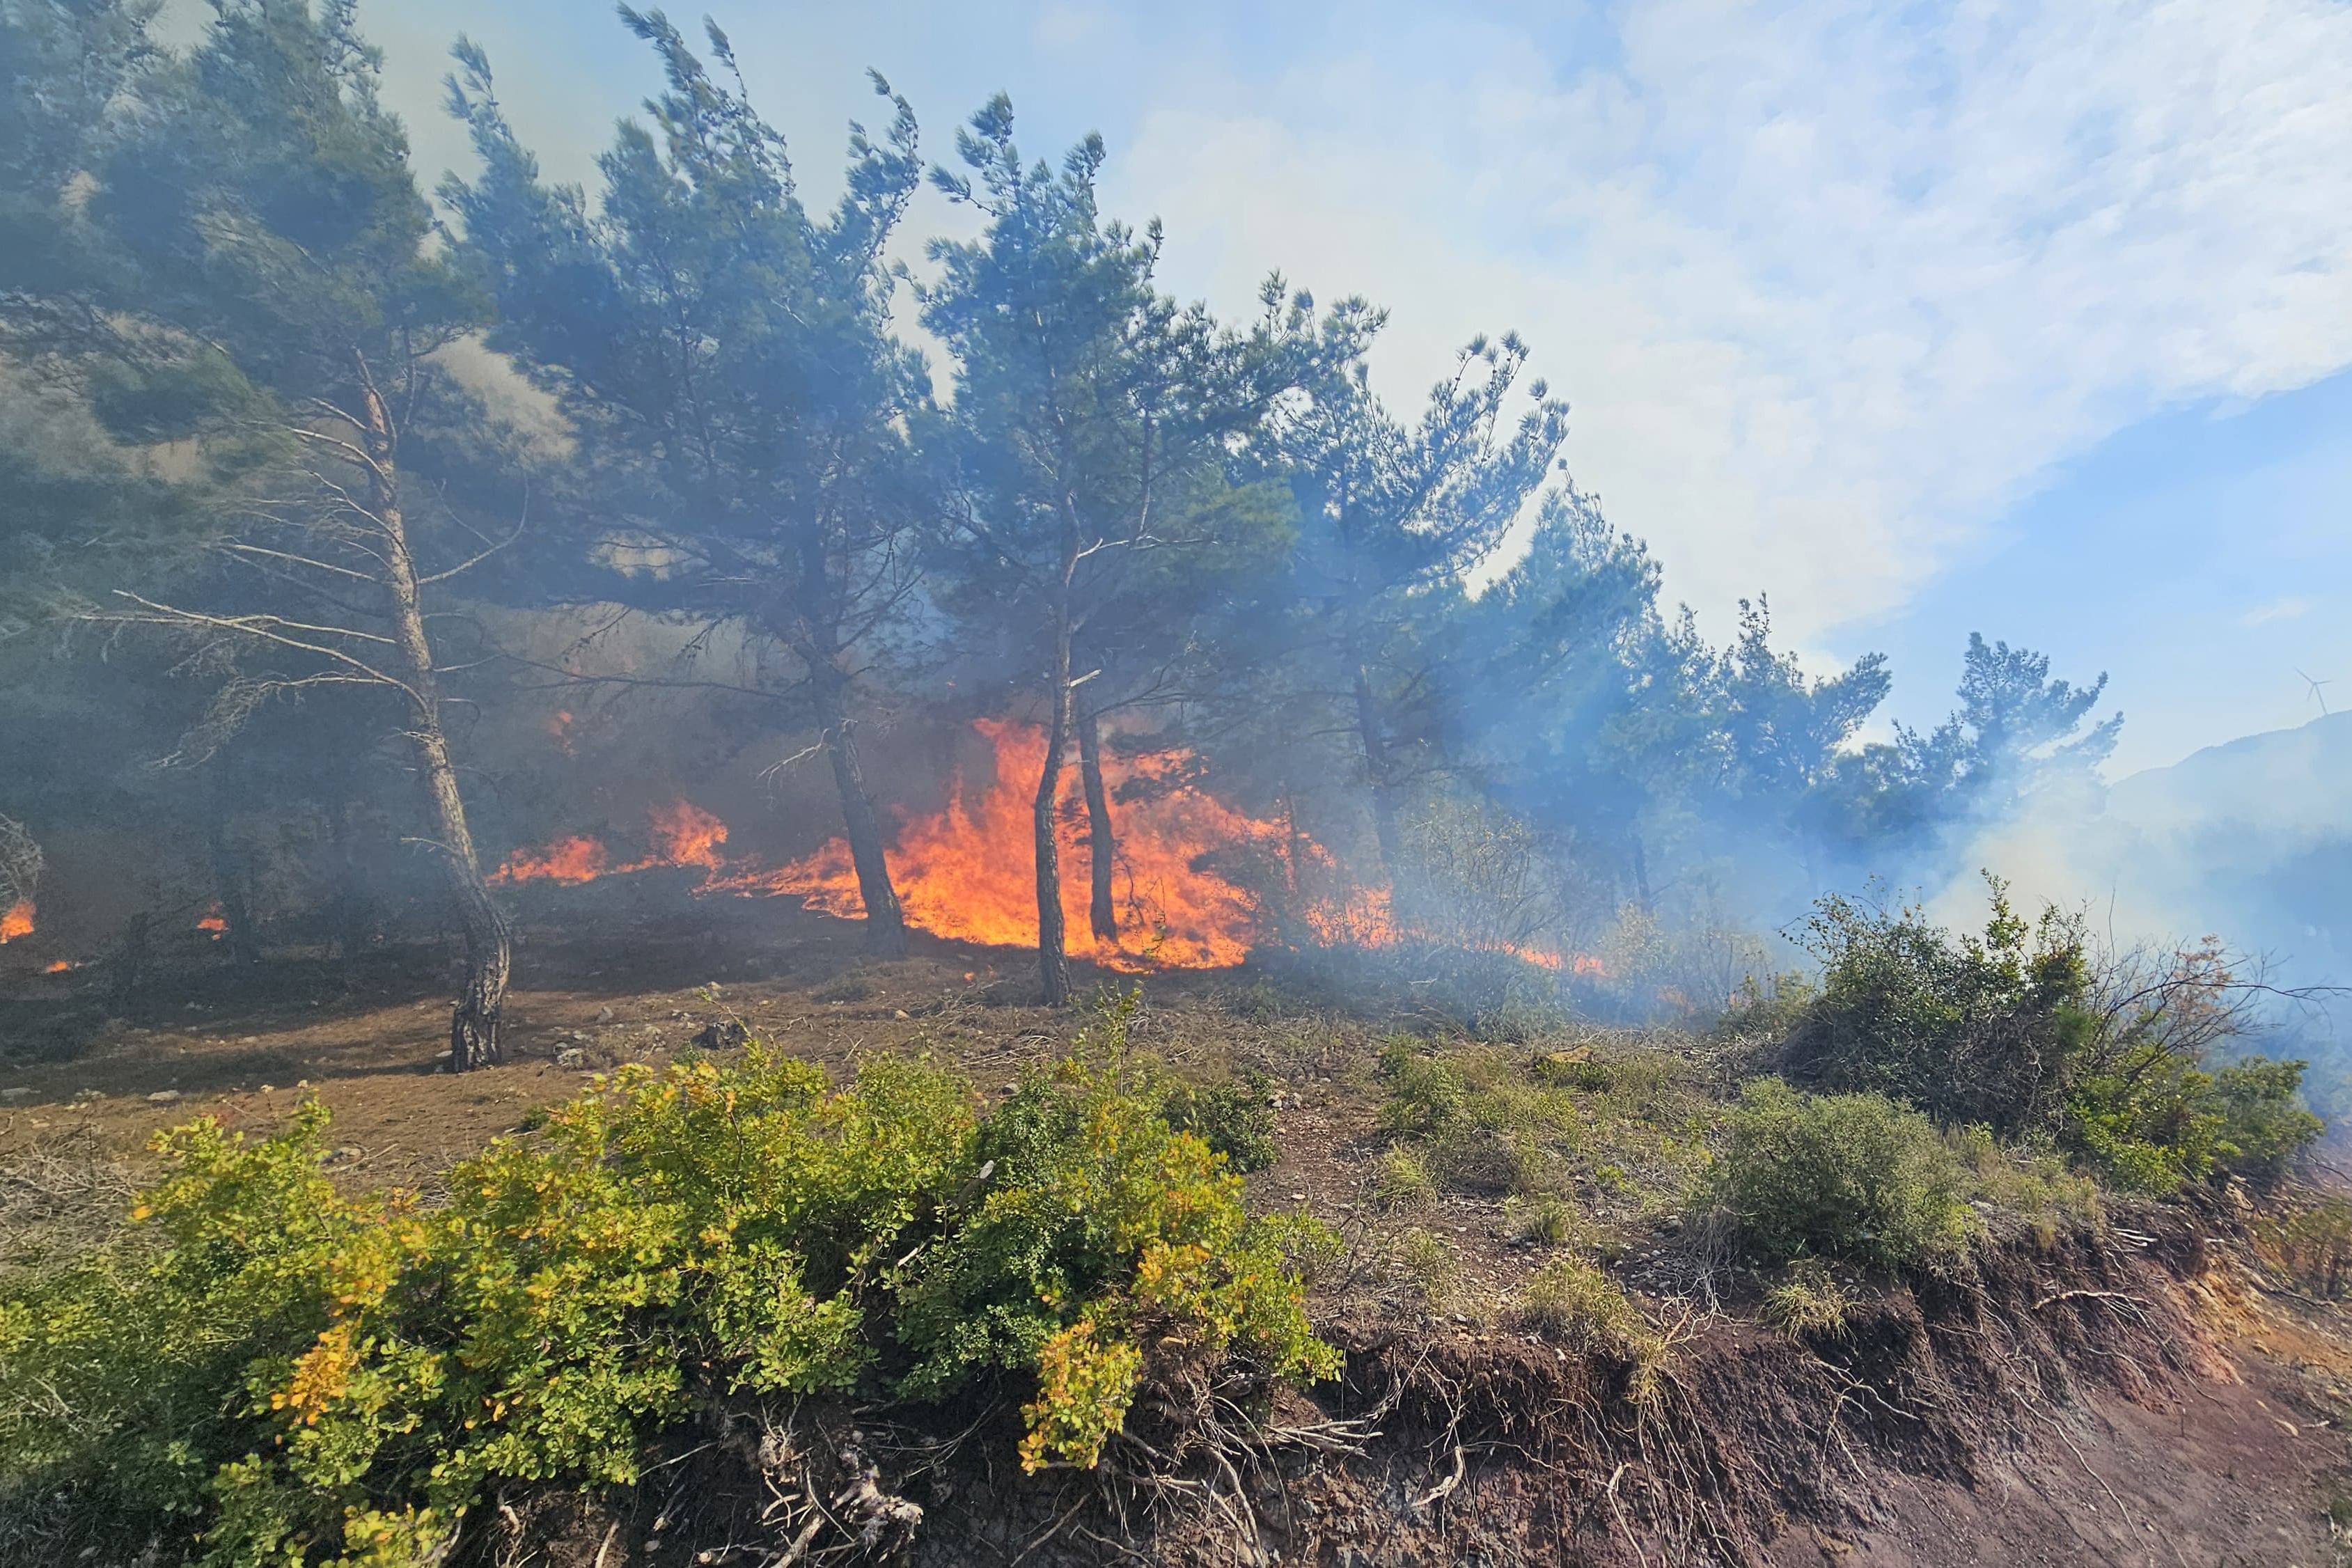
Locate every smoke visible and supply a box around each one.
[1928,710,2351,1056]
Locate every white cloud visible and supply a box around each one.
[2243,594,2314,627]
[1100,0,2352,643]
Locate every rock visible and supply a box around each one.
[146,1090,181,1104]
[555,1047,586,1070]
[692,1018,751,1052]
[893,1009,911,1020]
[596,1005,615,1024]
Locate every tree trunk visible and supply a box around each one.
[1353,664,1403,875]
[1035,590,1076,1007]
[205,779,261,967]
[1076,703,1117,943]
[812,668,907,957]
[324,795,372,964]
[356,353,511,1070]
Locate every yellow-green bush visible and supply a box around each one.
[1514,1257,1664,1396]
[0,1000,1333,1564]
[1760,1258,1851,1337]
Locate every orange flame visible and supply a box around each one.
[198,904,229,939]
[725,720,1293,970]
[648,800,728,870]
[482,726,1603,980]
[491,801,728,887]
[0,900,31,943]
[489,834,610,886]
[43,959,77,974]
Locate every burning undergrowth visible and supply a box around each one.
[483,719,1600,989]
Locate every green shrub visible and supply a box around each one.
[1776,884,2321,1195]
[2062,1042,2224,1194]
[2209,1059,2324,1188]
[1700,1080,1981,1270]
[1376,1044,1468,1138]
[1776,879,2099,1133]
[0,999,1335,1563]
[1157,1070,1279,1173]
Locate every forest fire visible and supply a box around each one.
[720,720,1300,970]
[198,904,228,939]
[488,721,1595,977]
[489,801,730,888]
[0,900,31,943]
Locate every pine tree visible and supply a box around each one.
[920,100,1306,1001]
[13,0,523,1065]
[444,13,930,956]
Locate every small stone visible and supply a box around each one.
[556,1047,586,1070]
[259,1083,276,1094]
[893,1009,911,1021]
[596,1006,615,1024]
[147,1090,181,1104]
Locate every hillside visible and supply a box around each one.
[2106,711,2352,993]
[3,902,2351,1567]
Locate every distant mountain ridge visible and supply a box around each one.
[2099,709,2349,994]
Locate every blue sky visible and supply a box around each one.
[350,0,2352,776]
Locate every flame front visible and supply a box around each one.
[490,801,729,887]
[725,719,1286,969]
[648,800,728,870]
[490,835,610,886]
[197,904,228,939]
[487,721,1598,977]
[0,900,31,943]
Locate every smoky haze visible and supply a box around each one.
[0,0,2339,1090]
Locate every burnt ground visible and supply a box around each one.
[3,886,2352,1567]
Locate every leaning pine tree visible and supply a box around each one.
[17,1,522,1067]
[443,14,930,957]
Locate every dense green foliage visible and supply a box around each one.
[1778,880,2098,1131]
[1777,882,2322,1193]
[1700,1079,1982,1269]
[0,1005,1333,1564]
